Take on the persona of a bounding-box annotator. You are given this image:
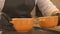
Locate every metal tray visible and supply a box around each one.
[2,27,60,34]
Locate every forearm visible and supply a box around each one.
[0,0,5,19]
[37,0,60,16]
[0,0,5,12]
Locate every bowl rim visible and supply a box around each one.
[11,18,34,20]
[37,16,58,19]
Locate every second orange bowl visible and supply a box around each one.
[37,16,58,29]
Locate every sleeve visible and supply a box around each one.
[37,0,60,16]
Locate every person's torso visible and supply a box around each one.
[2,0,35,18]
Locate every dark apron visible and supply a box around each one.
[2,0,35,18]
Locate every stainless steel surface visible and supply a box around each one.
[2,27,60,34]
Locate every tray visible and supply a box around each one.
[2,27,60,34]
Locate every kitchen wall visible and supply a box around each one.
[51,0,60,10]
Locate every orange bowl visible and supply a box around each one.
[10,18,34,32]
[37,16,58,29]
